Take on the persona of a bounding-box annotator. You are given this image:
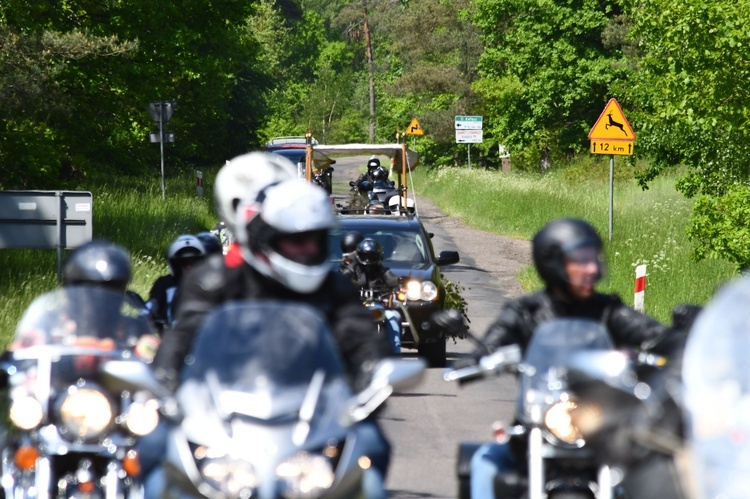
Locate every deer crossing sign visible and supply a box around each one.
[588,98,635,156]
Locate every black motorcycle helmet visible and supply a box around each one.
[63,240,132,293]
[532,218,604,291]
[372,166,388,182]
[356,238,383,269]
[340,231,365,256]
[196,231,223,256]
[367,157,381,171]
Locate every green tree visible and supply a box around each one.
[626,0,750,268]
[0,0,268,188]
[376,0,483,165]
[470,0,628,170]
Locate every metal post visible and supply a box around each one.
[468,144,472,168]
[159,103,166,202]
[56,191,63,283]
[608,155,614,242]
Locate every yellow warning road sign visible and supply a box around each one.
[590,139,634,156]
[588,99,635,141]
[405,118,424,136]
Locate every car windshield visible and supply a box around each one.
[329,224,429,265]
[269,149,305,162]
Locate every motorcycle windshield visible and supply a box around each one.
[683,276,750,498]
[517,319,613,423]
[180,301,349,420]
[11,286,151,355]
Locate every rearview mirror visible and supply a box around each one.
[435,250,460,266]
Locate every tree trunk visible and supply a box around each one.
[363,1,375,142]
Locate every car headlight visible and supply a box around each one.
[276,451,335,498]
[58,387,113,440]
[10,396,44,430]
[199,456,258,497]
[544,400,584,446]
[125,399,160,436]
[405,280,439,301]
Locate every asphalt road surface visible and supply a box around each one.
[328,155,531,497]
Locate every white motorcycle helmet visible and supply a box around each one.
[166,234,206,278]
[214,152,297,236]
[236,179,336,294]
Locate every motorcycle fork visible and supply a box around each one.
[527,427,614,499]
[528,427,545,499]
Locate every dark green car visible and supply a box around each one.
[329,214,460,367]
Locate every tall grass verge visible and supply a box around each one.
[410,165,736,323]
[0,170,219,347]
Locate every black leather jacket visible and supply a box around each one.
[153,254,392,390]
[341,262,401,291]
[481,290,682,356]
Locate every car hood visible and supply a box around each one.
[383,264,435,282]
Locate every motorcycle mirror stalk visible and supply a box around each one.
[443,345,522,383]
[343,358,426,425]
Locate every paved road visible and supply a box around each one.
[329,155,529,497]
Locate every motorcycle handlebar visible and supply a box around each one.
[443,345,522,383]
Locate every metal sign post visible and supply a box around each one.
[588,99,635,242]
[148,101,177,201]
[455,116,483,167]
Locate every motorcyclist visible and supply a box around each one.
[338,230,365,276]
[353,156,384,191]
[145,234,206,330]
[212,151,297,267]
[25,240,158,359]
[345,238,403,354]
[148,178,393,498]
[459,217,684,499]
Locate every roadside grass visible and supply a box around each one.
[0,171,219,348]
[410,164,736,324]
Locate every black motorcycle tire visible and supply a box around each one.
[456,443,481,499]
[418,339,447,368]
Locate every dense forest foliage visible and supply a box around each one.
[2,0,750,267]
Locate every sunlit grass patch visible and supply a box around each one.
[412,165,735,323]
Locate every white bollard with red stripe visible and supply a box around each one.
[196,170,203,198]
[634,264,647,312]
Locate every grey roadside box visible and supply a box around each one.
[0,191,93,281]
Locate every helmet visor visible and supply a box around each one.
[272,230,328,266]
[357,251,380,266]
[562,246,605,286]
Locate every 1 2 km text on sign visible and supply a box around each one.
[590,140,633,156]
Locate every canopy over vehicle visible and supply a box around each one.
[303,138,420,213]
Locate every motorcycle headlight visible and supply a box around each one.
[9,396,44,430]
[58,387,113,440]
[276,451,335,498]
[544,400,584,446]
[125,399,160,436]
[405,280,439,301]
[200,457,258,497]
